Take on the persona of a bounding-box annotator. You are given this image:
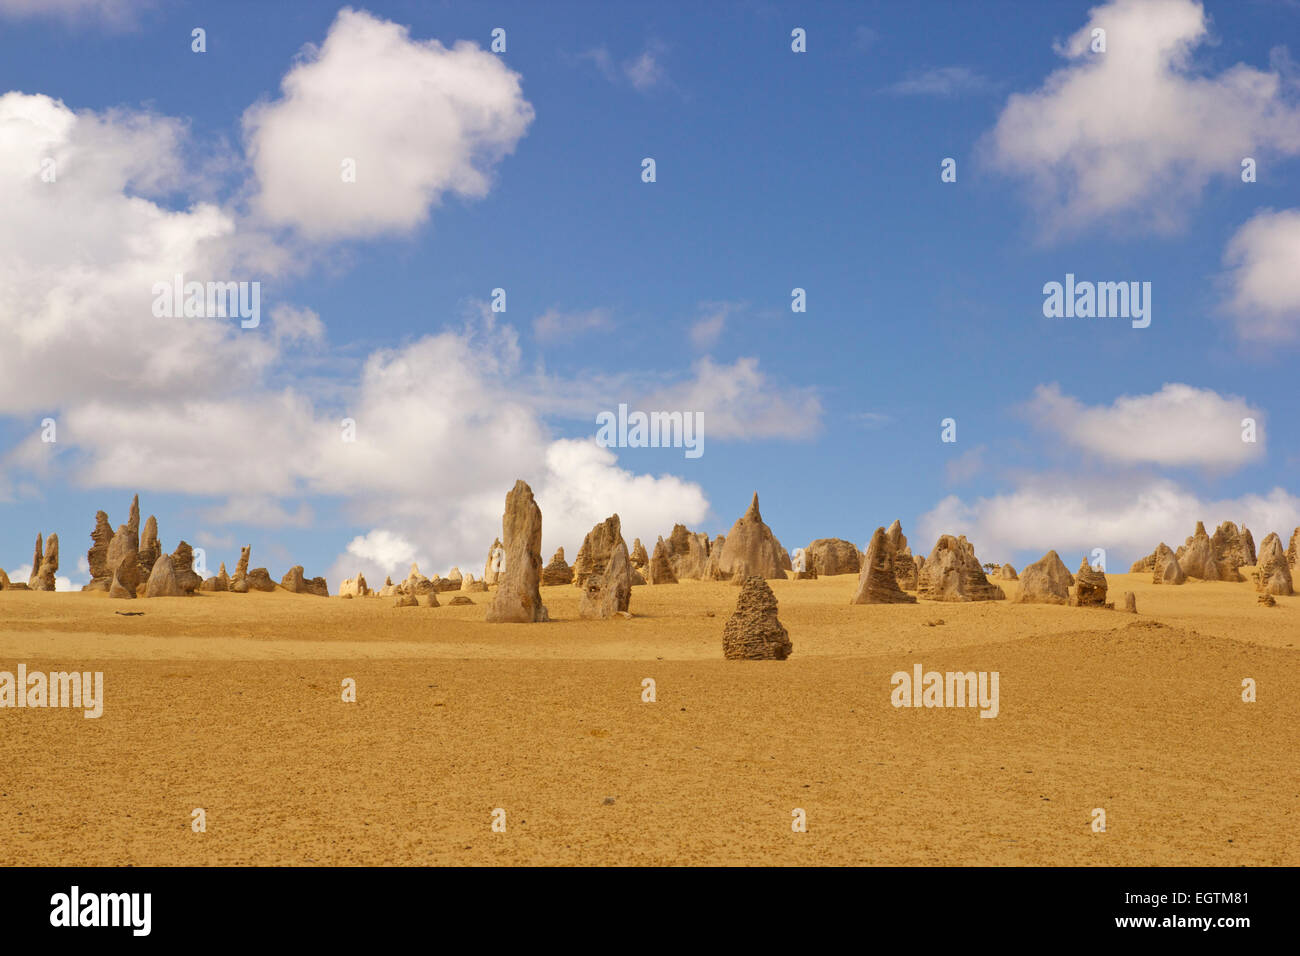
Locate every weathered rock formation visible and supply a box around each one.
[138,516,160,585]
[723,576,792,660]
[647,536,678,584]
[1152,543,1185,585]
[806,537,862,577]
[916,535,1005,602]
[230,546,251,590]
[281,565,329,596]
[716,493,785,581]
[579,539,632,618]
[572,516,625,588]
[851,526,917,604]
[31,533,59,591]
[84,511,115,591]
[1288,528,1300,567]
[27,534,42,588]
[887,522,917,589]
[338,574,370,598]
[666,524,712,579]
[541,548,574,586]
[106,525,141,599]
[145,554,184,597]
[1175,522,1219,580]
[395,591,419,608]
[1210,521,1251,582]
[1254,532,1294,596]
[245,568,276,592]
[630,538,649,571]
[169,541,202,594]
[0,569,9,590]
[461,574,488,593]
[703,534,728,581]
[485,480,549,623]
[1014,550,1073,605]
[1072,558,1109,607]
[997,563,1018,580]
[1122,591,1137,613]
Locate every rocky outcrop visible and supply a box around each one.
[1254,532,1294,596]
[27,534,42,589]
[339,573,370,598]
[647,535,678,584]
[630,538,649,572]
[0,569,9,590]
[1072,558,1109,607]
[281,566,329,596]
[723,577,792,660]
[703,534,728,581]
[484,538,505,586]
[887,522,917,589]
[461,574,488,593]
[230,546,251,590]
[807,537,862,577]
[485,480,549,623]
[31,533,59,591]
[84,511,115,591]
[1014,550,1073,605]
[1130,552,1157,573]
[1242,527,1257,566]
[1210,521,1250,582]
[1152,543,1186,585]
[106,525,141,599]
[666,524,712,579]
[572,516,625,588]
[541,548,574,586]
[716,493,785,581]
[1288,528,1300,567]
[851,526,917,604]
[169,541,202,594]
[1176,522,1218,580]
[917,535,1005,602]
[138,516,160,585]
[580,539,632,618]
[395,591,419,608]
[1122,591,1137,613]
[145,554,184,597]
[245,568,276,592]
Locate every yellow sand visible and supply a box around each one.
[0,571,1295,866]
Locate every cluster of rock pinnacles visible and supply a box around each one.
[4,484,1294,645]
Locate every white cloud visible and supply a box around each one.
[689,302,743,350]
[641,357,822,441]
[532,307,612,342]
[581,43,669,92]
[271,304,326,347]
[243,8,534,241]
[1025,383,1263,470]
[1221,208,1300,341]
[986,0,1300,233]
[886,66,995,96]
[920,476,1300,568]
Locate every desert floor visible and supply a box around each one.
[0,572,1295,866]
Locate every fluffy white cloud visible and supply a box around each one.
[1221,208,1300,341]
[920,476,1300,568]
[0,93,275,414]
[987,0,1300,233]
[1025,383,1262,470]
[641,357,822,441]
[243,8,534,241]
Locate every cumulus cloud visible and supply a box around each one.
[986,0,1300,233]
[1221,208,1300,341]
[271,304,326,348]
[920,476,1300,568]
[0,92,275,414]
[1024,383,1263,470]
[243,7,534,241]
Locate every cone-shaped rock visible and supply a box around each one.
[541,547,574,586]
[230,545,251,590]
[723,577,792,660]
[1015,550,1072,604]
[1122,591,1137,613]
[106,525,140,599]
[716,493,785,580]
[630,538,649,570]
[1210,521,1249,582]
[1175,522,1218,581]
[572,516,624,587]
[138,516,160,584]
[917,535,1005,602]
[169,541,202,594]
[851,526,917,604]
[886,522,916,588]
[1072,558,1108,607]
[666,524,712,579]
[485,480,549,623]
[1255,532,1294,596]
[579,539,631,618]
[647,535,678,584]
[27,534,42,588]
[997,563,1018,580]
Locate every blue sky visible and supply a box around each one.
[2,0,1299,589]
